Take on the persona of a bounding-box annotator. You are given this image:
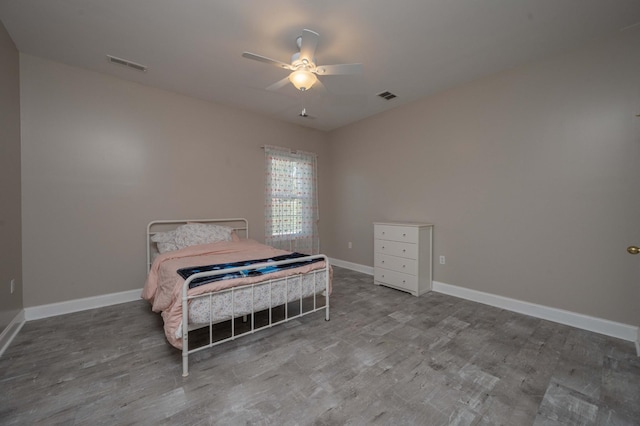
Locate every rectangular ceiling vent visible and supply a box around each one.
[377,91,397,101]
[107,55,147,72]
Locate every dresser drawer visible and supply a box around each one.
[374,253,418,276]
[374,239,418,259]
[374,225,419,243]
[374,268,418,293]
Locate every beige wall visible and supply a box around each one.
[20,54,329,307]
[326,30,640,326]
[0,21,22,331]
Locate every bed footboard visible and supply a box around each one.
[181,255,330,377]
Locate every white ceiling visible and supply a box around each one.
[1,0,640,131]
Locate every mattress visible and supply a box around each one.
[187,269,328,325]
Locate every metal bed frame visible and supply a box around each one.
[146,218,330,377]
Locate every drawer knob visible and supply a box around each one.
[403,233,406,237]
[402,249,406,252]
[402,265,405,268]
[382,260,385,263]
[402,280,406,283]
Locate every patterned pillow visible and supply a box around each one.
[174,223,233,250]
[151,230,180,253]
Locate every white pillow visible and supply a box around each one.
[151,230,180,253]
[173,223,233,250]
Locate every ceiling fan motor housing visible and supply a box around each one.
[290,52,316,69]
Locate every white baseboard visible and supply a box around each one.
[432,281,638,343]
[329,258,639,344]
[24,288,143,321]
[0,310,25,357]
[329,258,374,275]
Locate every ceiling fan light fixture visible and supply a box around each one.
[289,69,317,91]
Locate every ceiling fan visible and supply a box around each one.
[242,29,362,92]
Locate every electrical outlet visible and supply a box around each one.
[10,279,15,294]
[348,242,353,249]
[439,256,446,265]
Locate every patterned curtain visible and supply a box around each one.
[264,145,319,255]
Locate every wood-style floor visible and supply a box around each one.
[1,267,639,425]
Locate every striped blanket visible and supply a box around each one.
[177,252,323,289]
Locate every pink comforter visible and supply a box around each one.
[142,239,329,348]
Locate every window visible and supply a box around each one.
[264,146,319,254]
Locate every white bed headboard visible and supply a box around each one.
[146,218,249,271]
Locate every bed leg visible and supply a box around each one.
[325,272,330,321]
[182,353,189,377]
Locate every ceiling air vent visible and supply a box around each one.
[377,91,397,100]
[107,55,147,72]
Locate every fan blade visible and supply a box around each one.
[315,63,363,75]
[299,29,319,63]
[311,78,328,93]
[242,52,293,70]
[266,76,291,91]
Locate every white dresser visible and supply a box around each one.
[374,222,433,296]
